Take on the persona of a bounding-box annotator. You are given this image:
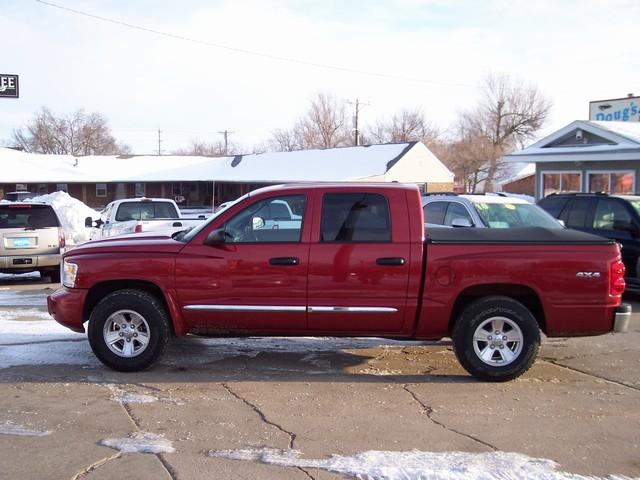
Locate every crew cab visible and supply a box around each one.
[86,197,206,240]
[48,184,630,381]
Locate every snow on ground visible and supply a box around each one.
[106,385,158,405]
[0,421,51,437]
[0,288,48,307]
[26,191,98,245]
[100,432,174,454]
[209,448,637,480]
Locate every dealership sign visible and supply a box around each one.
[589,95,639,122]
[0,74,19,98]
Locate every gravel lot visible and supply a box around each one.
[1,274,639,479]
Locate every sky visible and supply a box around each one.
[1,0,638,154]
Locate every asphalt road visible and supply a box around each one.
[1,275,639,479]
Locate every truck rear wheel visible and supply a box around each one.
[88,289,170,372]
[452,296,540,382]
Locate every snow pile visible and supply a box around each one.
[26,191,98,245]
[209,448,638,480]
[0,421,51,437]
[100,432,174,454]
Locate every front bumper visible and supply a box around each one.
[614,304,631,333]
[47,287,88,333]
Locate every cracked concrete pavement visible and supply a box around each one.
[1,279,639,479]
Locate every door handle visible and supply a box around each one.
[376,257,405,266]
[172,222,183,227]
[269,257,300,266]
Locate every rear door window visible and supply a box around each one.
[115,202,178,221]
[538,196,569,218]
[423,201,447,225]
[0,205,59,229]
[321,193,391,242]
[561,197,591,228]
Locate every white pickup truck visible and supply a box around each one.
[85,198,207,240]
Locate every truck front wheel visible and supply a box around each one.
[452,296,540,382]
[88,289,170,372]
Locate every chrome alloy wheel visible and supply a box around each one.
[472,316,523,366]
[103,310,151,358]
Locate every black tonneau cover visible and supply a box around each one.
[425,227,614,245]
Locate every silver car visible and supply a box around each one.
[0,203,64,282]
[422,193,563,229]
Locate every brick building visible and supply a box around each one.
[0,141,453,208]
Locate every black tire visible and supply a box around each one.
[452,296,540,382]
[88,289,170,372]
[49,268,61,283]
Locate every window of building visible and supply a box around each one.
[135,183,146,197]
[15,184,27,192]
[541,172,581,197]
[56,183,68,192]
[37,183,48,194]
[171,183,182,196]
[320,193,391,242]
[588,171,634,194]
[96,183,107,197]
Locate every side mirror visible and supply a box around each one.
[252,216,265,230]
[85,217,104,228]
[203,228,226,245]
[451,218,473,228]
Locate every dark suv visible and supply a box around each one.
[538,193,640,292]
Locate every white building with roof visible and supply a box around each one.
[0,141,453,208]
[505,121,640,199]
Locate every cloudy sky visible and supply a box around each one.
[1,0,638,154]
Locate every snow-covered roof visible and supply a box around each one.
[0,142,453,184]
[499,163,535,186]
[506,120,640,163]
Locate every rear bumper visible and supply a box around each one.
[47,287,88,333]
[0,253,60,271]
[614,303,631,333]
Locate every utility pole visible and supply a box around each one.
[218,130,234,155]
[348,99,369,146]
[157,129,162,156]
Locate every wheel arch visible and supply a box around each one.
[448,284,547,335]
[83,280,178,335]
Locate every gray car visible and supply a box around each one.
[422,193,563,229]
[0,203,64,282]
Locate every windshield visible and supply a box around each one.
[180,194,249,243]
[473,202,563,229]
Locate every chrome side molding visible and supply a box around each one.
[184,305,398,313]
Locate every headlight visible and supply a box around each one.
[62,260,78,288]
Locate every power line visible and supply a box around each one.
[35,0,478,89]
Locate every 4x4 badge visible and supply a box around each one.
[576,272,601,278]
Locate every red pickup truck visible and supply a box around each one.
[48,184,630,381]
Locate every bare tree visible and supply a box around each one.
[268,128,303,152]
[365,109,440,148]
[435,125,495,193]
[269,92,350,151]
[172,139,239,156]
[12,107,130,155]
[459,74,551,191]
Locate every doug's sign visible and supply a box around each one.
[0,74,19,98]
